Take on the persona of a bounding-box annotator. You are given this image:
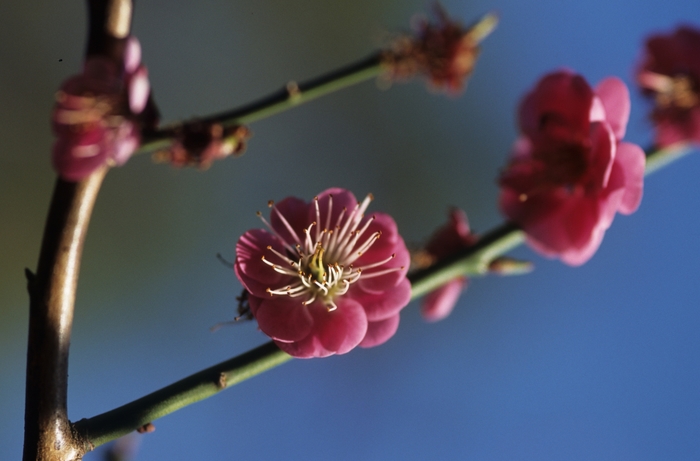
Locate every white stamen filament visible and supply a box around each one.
[260,194,397,309]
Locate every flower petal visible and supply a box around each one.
[253,296,314,343]
[614,142,645,214]
[353,278,412,322]
[519,70,594,142]
[270,196,309,248]
[235,229,288,297]
[359,314,401,348]
[595,77,630,140]
[308,298,368,355]
[421,277,467,322]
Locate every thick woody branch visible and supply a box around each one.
[22,1,133,460]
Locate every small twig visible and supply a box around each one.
[138,53,384,154]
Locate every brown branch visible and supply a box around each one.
[22,1,133,460]
[23,169,108,461]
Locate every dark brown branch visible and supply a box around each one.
[23,169,108,460]
[22,1,133,459]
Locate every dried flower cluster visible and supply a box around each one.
[382,7,497,94]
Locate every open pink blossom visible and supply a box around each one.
[51,36,151,181]
[499,70,646,266]
[235,188,411,358]
[420,208,476,322]
[637,25,700,147]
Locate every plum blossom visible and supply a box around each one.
[637,25,700,147]
[499,70,646,266]
[235,188,411,358]
[418,208,476,322]
[382,7,497,94]
[51,37,151,181]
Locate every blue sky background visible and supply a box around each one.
[1,0,699,459]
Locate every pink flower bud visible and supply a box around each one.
[419,208,476,322]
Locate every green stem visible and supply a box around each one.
[644,142,693,175]
[73,342,291,450]
[138,53,384,154]
[73,143,694,450]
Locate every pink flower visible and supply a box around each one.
[637,25,700,147]
[499,71,646,266]
[420,208,476,322]
[235,188,411,358]
[51,37,151,181]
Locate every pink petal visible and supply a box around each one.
[614,142,645,214]
[312,188,359,229]
[425,208,475,259]
[308,298,368,355]
[595,77,630,140]
[127,66,150,114]
[254,296,314,343]
[586,121,616,190]
[352,278,412,322]
[354,213,409,293]
[235,229,288,297]
[110,121,139,166]
[519,71,594,142]
[52,128,109,181]
[420,278,467,322]
[124,37,142,74]
[270,196,309,248]
[275,335,333,359]
[359,314,401,348]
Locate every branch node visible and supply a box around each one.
[217,372,227,390]
[136,422,156,434]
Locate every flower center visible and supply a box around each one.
[525,141,590,197]
[258,194,402,311]
[639,71,700,110]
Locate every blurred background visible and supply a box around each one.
[2,0,700,459]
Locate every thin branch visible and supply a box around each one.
[73,342,291,449]
[138,54,384,154]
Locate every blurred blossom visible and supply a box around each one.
[381,7,497,94]
[51,37,152,181]
[499,71,645,265]
[235,188,411,358]
[637,25,700,147]
[416,208,476,322]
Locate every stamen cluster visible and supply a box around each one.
[636,25,700,146]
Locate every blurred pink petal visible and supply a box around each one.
[419,208,476,322]
[421,278,467,322]
[50,34,151,180]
